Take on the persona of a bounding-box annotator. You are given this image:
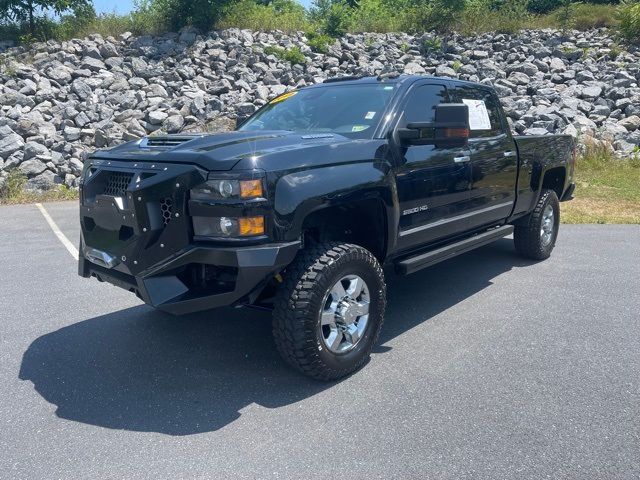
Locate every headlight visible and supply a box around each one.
[190,178,264,201]
[193,216,265,238]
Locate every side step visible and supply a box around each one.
[395,225,514,275]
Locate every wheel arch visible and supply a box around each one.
[300,198,389,261]
[540,166,566,200]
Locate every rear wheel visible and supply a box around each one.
[514,189,560,260]
[272,242,386,380]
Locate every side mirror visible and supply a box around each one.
[397,103,470,148]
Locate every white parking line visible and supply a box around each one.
[35,203,79,261]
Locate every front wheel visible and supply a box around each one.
[514,189,560,260]
[272,242,386,380]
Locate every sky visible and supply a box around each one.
[92,0,313,14]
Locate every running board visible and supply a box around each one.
[395,225,514,275]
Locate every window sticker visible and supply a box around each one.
[365,111,376,120]
[462,99,492,130]
[269,91,298,104]
[352,125,368,132]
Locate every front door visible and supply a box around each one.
[393,82,473,252]
[448,85,518,230]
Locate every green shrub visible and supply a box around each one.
[145,0,230,32]
[404,0,465,34]
[461,0,529,35]
[573,3,619,29]
[349,0,403,33]
[528,0,563,14]
[284,45,306,64]
[310,0,353,37]
[263,45,307,64]
[217,0,309,32]
[530,2,619,30]
[618,0,640,42]
[0,22,20,41]
[306,31,333,53]
[420,36,442,55]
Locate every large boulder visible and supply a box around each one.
[0,126,24,160]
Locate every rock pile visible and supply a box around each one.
[1,27,639,191]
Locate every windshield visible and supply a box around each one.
[239,84,396,139]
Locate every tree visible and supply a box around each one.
[0,0,92,35]
[146,0,233,31]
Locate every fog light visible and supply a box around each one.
[219,217,236,235]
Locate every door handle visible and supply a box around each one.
[454,155,471,163]
[503,151,517,157]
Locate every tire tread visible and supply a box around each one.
[514,189,559,260]
[272,242,386,380]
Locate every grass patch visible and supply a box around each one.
[217,0,310,33]
[263,45,307,64]
[0,171,78,205]
[561,144,640,224]
[532,3,619,30]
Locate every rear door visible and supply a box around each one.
[393,82,473,252]
[448,84,518,229]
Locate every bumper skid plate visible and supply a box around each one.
[80,241,301,314]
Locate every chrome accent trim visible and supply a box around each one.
[85,247,119,269]
[503,151,517,157]
[454,155,471,163]
[399,201,513,237]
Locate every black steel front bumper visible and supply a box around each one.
[79,240,301,315]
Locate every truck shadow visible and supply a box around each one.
[19,238,535,435]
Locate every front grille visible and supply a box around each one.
[103,171,134,197]
[160,197,173,226]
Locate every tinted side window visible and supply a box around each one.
[450,86,503,138]
[403,84,448,124]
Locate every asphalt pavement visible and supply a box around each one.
[1,201,638,479]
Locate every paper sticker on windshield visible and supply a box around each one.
[352,125,368,132]
[462,99,491,130]
[270,91,297,104]
[365,111,376,120]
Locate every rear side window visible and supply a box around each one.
[450,86,504,138]
[402,84,448,124]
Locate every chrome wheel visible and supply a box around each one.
[540,203,555,246]
[320,275,370,354]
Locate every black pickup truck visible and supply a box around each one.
[78,75,575,380]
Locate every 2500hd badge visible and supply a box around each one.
[403,205,429,216]
[79,75,575,380]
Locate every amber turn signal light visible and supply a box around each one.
[442,128,470,138]
[238,216,265,236]
[239,179,263,199]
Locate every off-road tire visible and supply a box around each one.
[514,189,560,260]
[272,242,386,381]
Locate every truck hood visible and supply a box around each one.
[89,130,379,172]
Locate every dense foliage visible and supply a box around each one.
[618,0,640,42]
[0,0,636,42]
